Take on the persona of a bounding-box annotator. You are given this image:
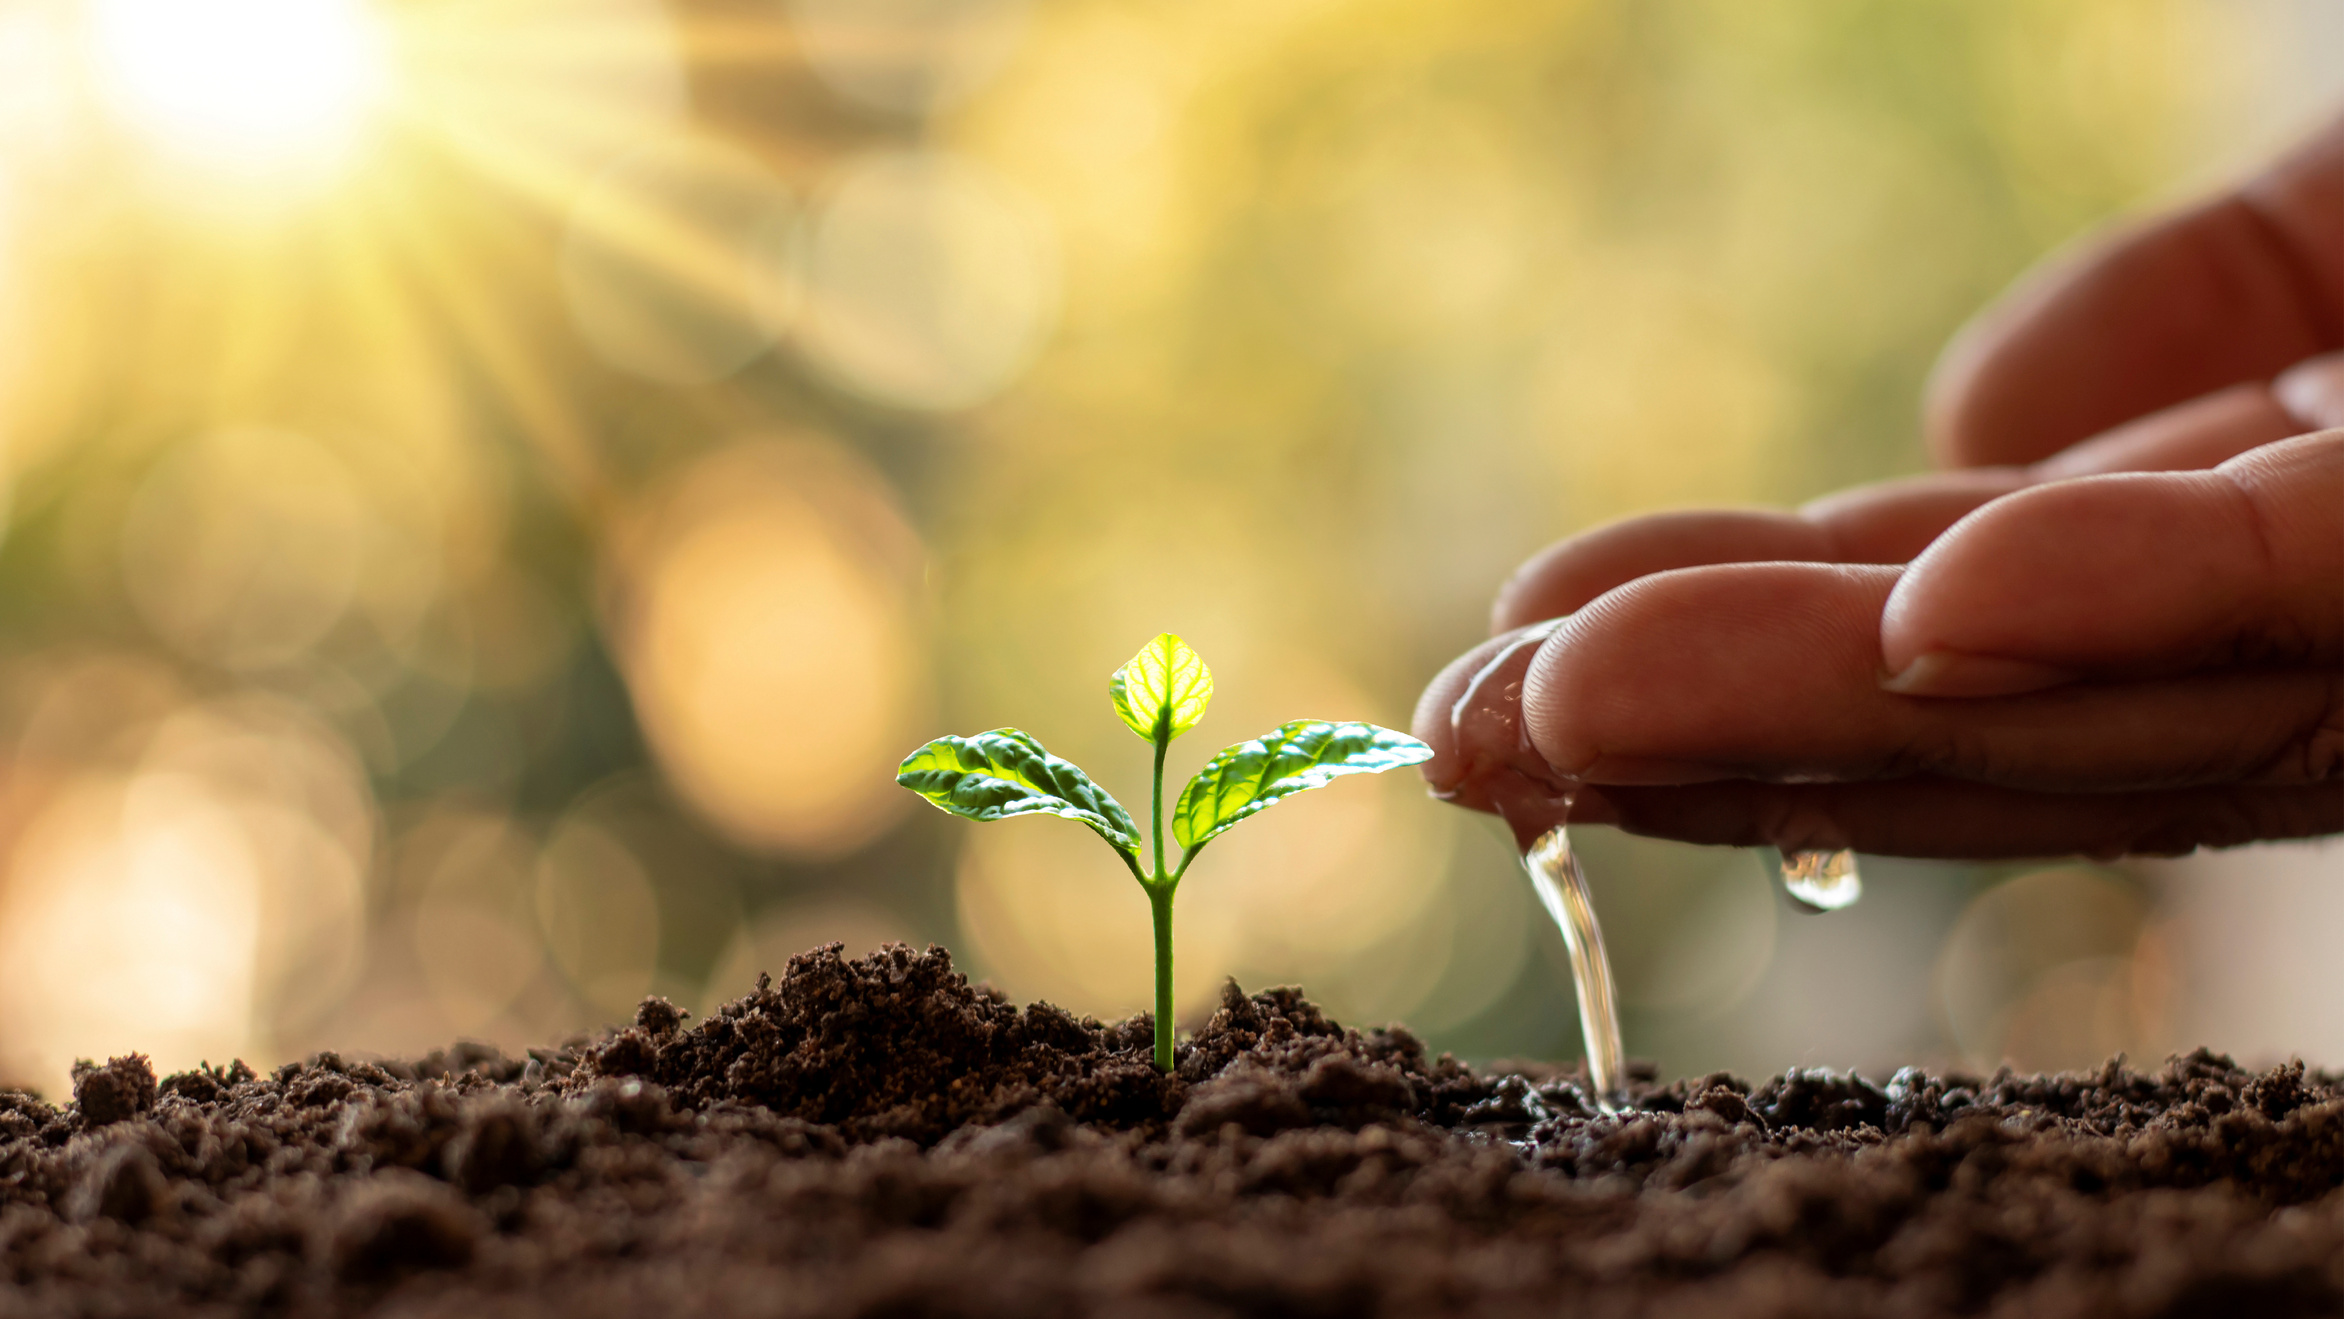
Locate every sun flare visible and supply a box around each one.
[86,0,391,174]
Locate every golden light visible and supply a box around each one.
[560,135,798,385]
[534,817,661,1018]
[120,427,371,671]
[0,168,21,484]
[1525,265,1791,521]
[0,777,260,1092]
[1293,108,1546,340]
[0,684,373,1095]
[403,809,545,1032]
[786,0,1030,115]
[799,150,1059,411]
[610,440,929,859]
[134,697,375,1045]
[85,0,391,176]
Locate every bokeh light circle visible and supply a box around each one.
[535,817,661,1016]
[797,150,1059,411]
[398,0,687,185]
[1935,866,2153,1072]
[121,427,371,671]
[786,0,1031,116]
[0,778,260,1090]
[561,136,799,385]
[0,684,373,1094]
[611,439,928,859]
[405,810,545,1032]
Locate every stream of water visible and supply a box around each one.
[1518,822,1624,1110]
[1449,621,1866,1113]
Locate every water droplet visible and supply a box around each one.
[1774,848,1862,913]
[1519,823,1624,1112]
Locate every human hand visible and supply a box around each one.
[1416,116,2344,860]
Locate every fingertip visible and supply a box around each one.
[2027,381,2306,480]
[1880,474,2163,674]
[1417,623,1568,804]
[1923,301,2017,468]
[1883,450,2340,680]
[1413,639,1504,791]
[1521,561,1903,785]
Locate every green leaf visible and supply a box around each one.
[1172,720,1433,853]
[897,729,1142,863]
[1109,633,1214,743]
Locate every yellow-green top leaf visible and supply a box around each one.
[1172,720,1432,853]
[896,729,1141,865]
[1109,633,1214,744]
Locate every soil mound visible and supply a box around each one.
[4,942,2343,1317]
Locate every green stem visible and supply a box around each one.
[1148,724,1174,1071]
[1150,728,1168,882]
[1149,882,1175,1072]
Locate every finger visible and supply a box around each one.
[1491,510,1828,633]
[2029,381,2306,480]
[1576,779,2344,861]
[1413,634,1501,798]
[1806,371,2319,571]
[1794,468,2030,565]
[1490,486,2025,636]
[1494,369,2325,637]
[1519,561,2341,792]
[1927,114,2344,468]
[1414,626,1560,806]
[1883,431,2344,694]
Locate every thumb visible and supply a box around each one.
[1881,430,2344,696]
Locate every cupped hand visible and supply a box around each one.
[1417,115,2344,860]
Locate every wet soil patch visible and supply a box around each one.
[6,942,2344,1317]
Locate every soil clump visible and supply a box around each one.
[5,942,2344,1317]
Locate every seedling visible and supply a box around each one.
[897,633,1431,1071]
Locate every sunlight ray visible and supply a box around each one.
[368,185,605,516]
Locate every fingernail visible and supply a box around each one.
[2274,350,2344,431]
[1880,651,2078,698]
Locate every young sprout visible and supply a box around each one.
[896,633,1431,1071]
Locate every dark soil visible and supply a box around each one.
[7,943,2344,1318]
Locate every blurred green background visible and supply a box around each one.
[0,0,2331,1097]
